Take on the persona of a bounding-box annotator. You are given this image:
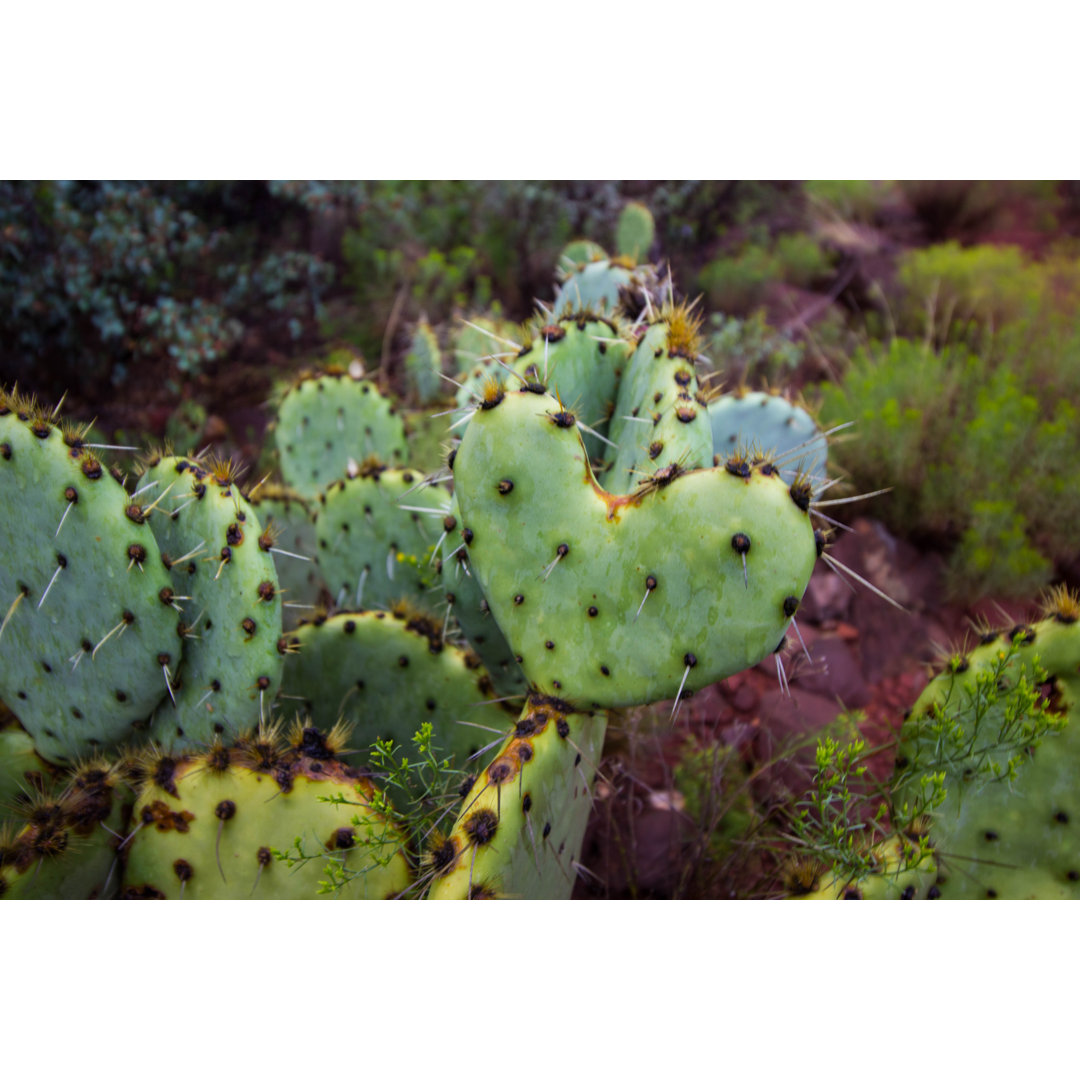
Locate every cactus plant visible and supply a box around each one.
[0,390,177,765]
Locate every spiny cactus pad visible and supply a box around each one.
[142,456,283,751]
[709,390,826,483]
[0,399,177,765]
[553,257,653,318]
[0,717,54,828]
[789,836,938,900]
[894,609,1080,899]
[0,761,131,900]
[273,371,407,497]
[314,464,448,612]
[453,388,818,709]
[121,733,412,899]
[615,201,655,264]
[604,314,713,494]
[278,608,503,768]
[427,694,605,899]
[248,485,325,630]
[405,319,444,406]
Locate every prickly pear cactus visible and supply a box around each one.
[553,256,656,318]
[604,307,713,493]
[272,369,407,497]
[0,391,177,765]
[709,389,827,483]
[892,593,1080,899]
[248,484,326,629]
[278,608,503,769]
[428,694,605,899]
[0,760,131,900]
[452,386,818,708]
[0,711,54,828]
[786,835,938,900]
[313,463,448,612]
[615,201,655,264]
[121,727,412,899]
[405,319,444,406]
[141,455,283,751]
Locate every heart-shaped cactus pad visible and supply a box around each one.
[453,388,819,709]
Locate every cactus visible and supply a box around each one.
[313,463,448,612]
[604,306,714,493]
[787,835,938,900]
[615,201,655,264]
[709,389,827,484]
[891,592,1080,899]
[553,256,657,319]
[247,484,326,629]
[121,727,412,899]
[0,391,177,765]
[428,694,605,899]
[452,385,819,709]
[141,454,283,751]
[272,368,407,497]
[457,314,631,463]
[278,607,506,772]
[0,711,55,829]
[405,319,444,406]
[557,239,608,273]
[0,759,131,899]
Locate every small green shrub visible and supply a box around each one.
[804,179,894,223]
[698,233,833,315]
[819,334,1080,599]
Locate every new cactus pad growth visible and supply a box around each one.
[121,726,412,899]
[453,387,818,708]
[604,307,713,493]
[0,391,178,765]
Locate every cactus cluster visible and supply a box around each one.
[1,202,846,900]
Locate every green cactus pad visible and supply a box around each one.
[248,485,326,630]
[278,608,503,768]
[452,388,818,709]
[709,390,827,483]
[615,202,655,265]
[142,456,283,751]
[0,399,177,765]
[314,464,449,612]
[894,604,1080,899]
[604,311,713,494]
[452,315,527,376]
[0,715,55,828]
[121,734,412,899]
[557,239,608,273]
[440,553,528,699]
[0,761,131,900]
[405,319,444,406]
[553,257,654,318]
[427,694,606,899]
[273,371,407,497]
[788,836,938,900]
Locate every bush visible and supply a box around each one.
[818,333,1080,599]
[0,181,335,396]
[698,233,833,315]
